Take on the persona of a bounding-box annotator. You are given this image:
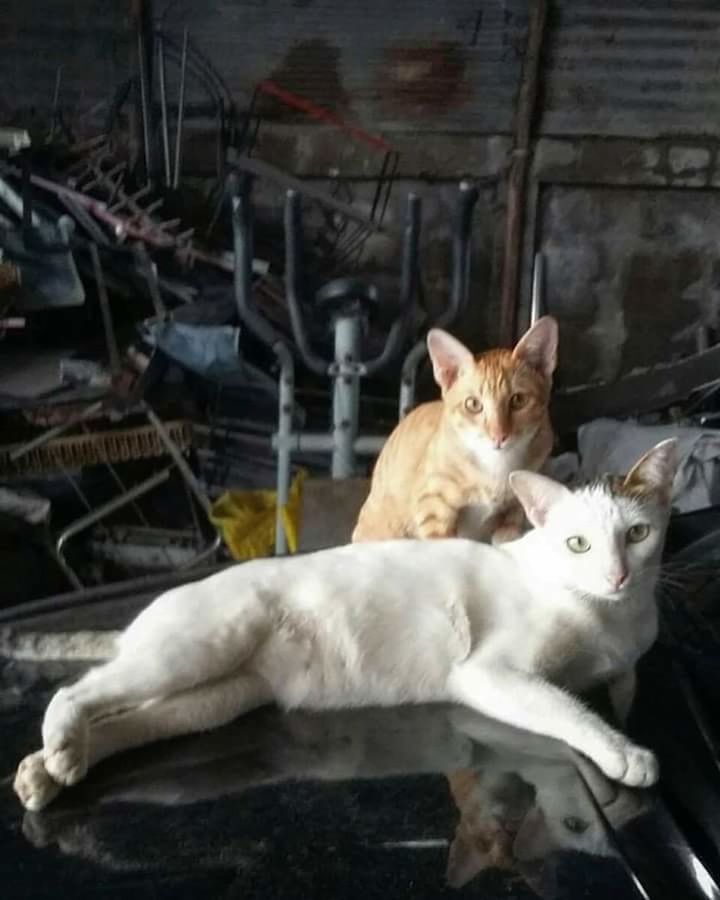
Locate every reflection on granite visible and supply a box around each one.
[0,654,665,900]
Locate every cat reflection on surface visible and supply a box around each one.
[16,705,650,892]
[445,709,649,897]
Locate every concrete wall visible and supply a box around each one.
[3,0,720,389]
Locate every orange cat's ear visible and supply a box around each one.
[512,316,558,378]
[427,329,474,393]
[446,832,485,889]
[509,470,570,528]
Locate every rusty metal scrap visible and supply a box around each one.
[0,420,194,478]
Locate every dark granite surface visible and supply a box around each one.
[1,652,718,900]
[2,508,720,899]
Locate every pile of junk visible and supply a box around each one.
[5,36,720,900]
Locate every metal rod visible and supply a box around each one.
[530,251,544,326]
[144,405,213,517]
[173,27,188,190]
[9,401,104,461]
[499,0,548,344]
[89,243,120,374]
[49,65,63,142]
[157,34,172,186]
[56,466,173,590]
[137,22,153,183]
[134,242,167,318]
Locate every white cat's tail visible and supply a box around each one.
[0,628,119,661]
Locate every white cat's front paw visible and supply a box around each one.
[595,739,659,788]
[14,751,63,811]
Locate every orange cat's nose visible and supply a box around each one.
[491,433,508,450]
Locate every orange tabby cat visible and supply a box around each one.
[352,317,558,544]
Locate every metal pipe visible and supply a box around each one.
[272,433,386,455]
[56,466,172,590]
[157,34,172,187]
[284,189,331,376]
[331,316,362,478]
[363,191,421,377]
[89,243,120,374]
[530,251,544,326]
[399,341,428,420]
[172,27,188,190]
[274,346,295,555]
[0,562,232,626]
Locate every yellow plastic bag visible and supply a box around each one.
[210,469,306,560]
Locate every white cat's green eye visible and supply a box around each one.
[464,396,483,413]
[627,523,650,543]
[566,535,591,554]
[510,392,526,410]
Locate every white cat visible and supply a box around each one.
[14,439,677,812]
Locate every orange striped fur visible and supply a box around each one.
[353,317,558,545]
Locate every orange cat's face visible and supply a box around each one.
[427,318,558,460]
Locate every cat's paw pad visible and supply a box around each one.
[14,751,62,811]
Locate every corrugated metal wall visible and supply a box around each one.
[5,1,720,140]
[541,0,720,138]
[159,0,527,134]
[0,0,130,127]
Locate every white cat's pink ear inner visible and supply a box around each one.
[509,470,569,528]
[512,316,558,378]
[624,438,678,498]
[427,329,474,392]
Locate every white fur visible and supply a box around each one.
[14,442,676,811]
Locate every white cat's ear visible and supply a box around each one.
[509,470,570,528]
[427,329,474,392]
[512,316,558,378]
[623,438,678,499]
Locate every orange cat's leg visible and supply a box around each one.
[490,503,527,546]
[413,474,464,539]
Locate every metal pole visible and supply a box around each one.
[331,316,362,479]
[530,251,544,326]
[137,22,153,184]
[89,243,120,374]
[173,27,188,190]
[274,346,294,555]
[157,34,172,187]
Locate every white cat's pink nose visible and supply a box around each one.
[608,570,629,591]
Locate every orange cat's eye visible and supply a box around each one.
[464,396,483,413]
[510,392,527,410]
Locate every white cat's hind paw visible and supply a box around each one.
[42,689,89,786]
[14,751,63,811]
[595,739,659,788]
[618,744,659,788]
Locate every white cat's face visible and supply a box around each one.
[536,485,667,599]
[510,440,677,601]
